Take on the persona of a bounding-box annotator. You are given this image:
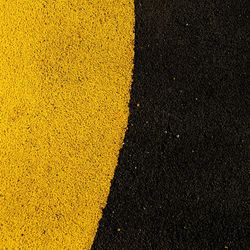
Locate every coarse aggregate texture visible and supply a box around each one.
[93,0,250,249]
[0,1,134,249]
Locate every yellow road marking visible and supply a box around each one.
[0,1,134,249]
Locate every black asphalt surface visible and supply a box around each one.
[93,0,249,249]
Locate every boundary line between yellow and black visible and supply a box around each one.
[93,0,250,249]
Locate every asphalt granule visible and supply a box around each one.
[93,0,249,249]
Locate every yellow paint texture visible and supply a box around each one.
[0,1,134,249]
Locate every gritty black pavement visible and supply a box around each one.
[93,0,250,249]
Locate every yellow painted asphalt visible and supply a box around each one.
[0,1,134,249]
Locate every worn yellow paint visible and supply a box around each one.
[0,1,134,249]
